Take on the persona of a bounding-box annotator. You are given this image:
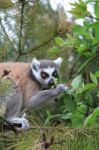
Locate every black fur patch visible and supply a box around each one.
[28,69,41,88]
[2,70,11,77]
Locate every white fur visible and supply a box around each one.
[8,114,30,131]
[31,58,40,70]
[32,67,41,82]
[54,57,63,68]
[32,67,55,86]
[31,57,63,87]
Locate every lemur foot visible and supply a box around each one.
[8,113,30,131]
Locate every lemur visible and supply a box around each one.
[0,57,68,130]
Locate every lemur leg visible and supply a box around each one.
[5,85,29,130]
[8,114,30,131]
[27,84,68,108]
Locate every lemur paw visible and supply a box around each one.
[56,84,68,93]
[9,113,30,131]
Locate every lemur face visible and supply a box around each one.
[31,57,63,88]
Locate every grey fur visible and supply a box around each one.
[28,84,67,108]
[0,78,29,131]
[5,84,22,120]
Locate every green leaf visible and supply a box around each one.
[83,83,97,92]
[71,103,86,127]
[84,107,99,127]
[91,22,99,43]
[84,114,94,127]
[71,74,82,90]
[78,57,92,73]
[48,47,60,53]
[93,107,99,116]
[77,103,87,113]
[95,71,99,77]
[55,37,64,46]
[72,25,83,34]
[65,34,77,46]
[78,43,86,53]
[61,113,72,120]
[69,0,90,18]
[87,0,99,3]
[94,2,99,18]
[90,72,98,84]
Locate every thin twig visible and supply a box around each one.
[30,125,65,132]
[0,117,17,134]
[40,132,64,149]
[0,18,12,44]
[18,0,26,54]
[14,33,56,61]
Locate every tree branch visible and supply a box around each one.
[14,32,57,61]
[88,15,99,21]
[18,0,26,54]
[14,0,58,61]
[0,18,12,44]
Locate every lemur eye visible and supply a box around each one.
[41,72,49,79]
[52,70,58,78]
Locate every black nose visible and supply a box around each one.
[48,78,54,87]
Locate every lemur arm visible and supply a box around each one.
[27,84,67,108]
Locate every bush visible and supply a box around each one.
[43,0,99,127]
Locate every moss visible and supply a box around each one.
[0,124,99,150]
[0,77,15,96]
[19,126,99,150]
[0,77,17,118]
[0,126,99,150]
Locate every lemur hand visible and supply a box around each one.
[56,84,68,94]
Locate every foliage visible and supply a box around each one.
[43,0,99,128]
[34,72,99,128]
[66,0,99,70]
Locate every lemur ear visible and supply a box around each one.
[54,57,63,68]
[31,58,40,71]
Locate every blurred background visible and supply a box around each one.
[0,0,76,81]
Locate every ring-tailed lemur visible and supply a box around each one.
[0,57,68,131]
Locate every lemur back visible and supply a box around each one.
[0,62,39,106]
